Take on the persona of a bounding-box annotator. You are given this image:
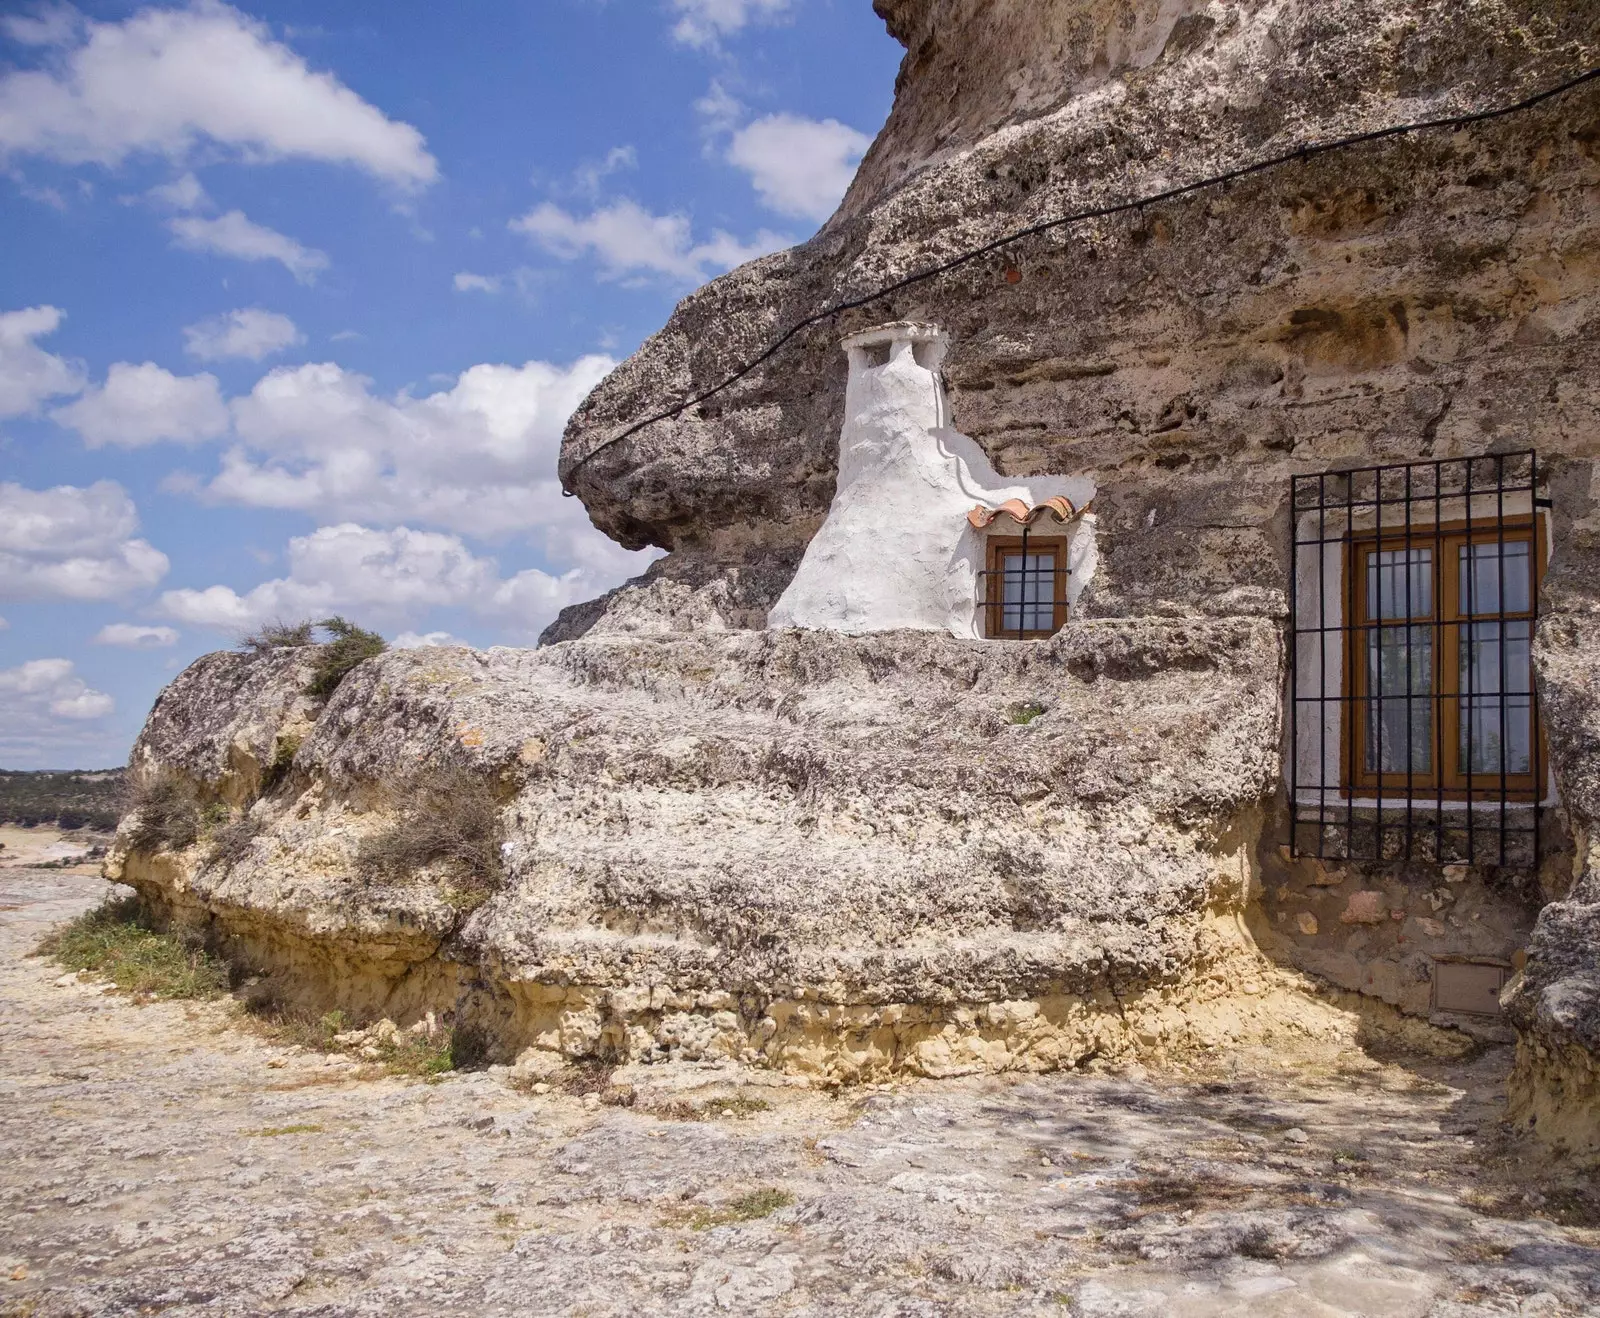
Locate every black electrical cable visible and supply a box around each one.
[562,64,1600,495]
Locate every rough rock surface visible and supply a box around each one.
[554,0,1600,1144]
[8,869,1600,1317]
[109,625,1340,1076]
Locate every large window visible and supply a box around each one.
[982,536,1068,639]
[1289,452,1549,867]
[1349,521,1543,799]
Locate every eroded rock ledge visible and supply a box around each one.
[106,623,1374,1079]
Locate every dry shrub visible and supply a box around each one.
[355,767,504,902]
[209,809,265,870]
[125,772,201,853]
[240,618,315,652]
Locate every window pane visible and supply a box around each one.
[1002,553,1057,632]
[1367,548,1431,620]
[1458,619,1533,776]
[1365,624,1433,774]
[1459,540,1531,615]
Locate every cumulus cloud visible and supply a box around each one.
[53,361,228,447]
[393,629,466,649]
[669,0,791,47]
[168,209,328,282]
[0,305,84,418]
[726,113,870,222]
[511,198,786,284]
[183,307,301,361]
[0,658,114,719]
[0,1,436,187]
[0,480,170,601]
[204,355,629,552]
[93,622,179,648]
[160,523,622,642]
[0,656,117,762]
[453,272,500,294]
[146,170,207,210]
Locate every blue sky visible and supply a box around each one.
[0,0,903,767]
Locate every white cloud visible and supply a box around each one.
[695,81,744,138]
[183,307,301,361]
[511,198,786,284]
[168,209,329,282]
[0,481,170,601]
[453,272,500,294]
[0,657,117,762]
[146,170,207,210]
[394,629,464,649]
[93,622,179,648]
[726,113,870,222]
[160,522,622,642]
[1,5,80,48]
[572,145,636,198]
[0,1,436,187]
[0,658,114,720]
[52,360,229,447]
[205,356,634,552]
[670,0,791,48]
[0,305,84,417]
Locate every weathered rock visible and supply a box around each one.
[106,623,1354,1076]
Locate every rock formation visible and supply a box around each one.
[113,1,1600,1146]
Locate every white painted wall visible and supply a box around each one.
[768,322,1097,638]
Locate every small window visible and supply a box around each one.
[982,536,1067,639]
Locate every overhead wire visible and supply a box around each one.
[562,64,1600,496]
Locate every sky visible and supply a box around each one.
[0,0,904,768]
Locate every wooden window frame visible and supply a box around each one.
[983,536,1069,640]
[1343,516,1547,801]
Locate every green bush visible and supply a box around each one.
[305,616,387,699]
[38,897,227,1000]
[260,733,302,795]
[125,773,201,852]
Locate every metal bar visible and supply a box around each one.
[1321,471,1331,859]
[1434,459,1445,863]
[1343,469,1354,862]
[1404,461,1414,863]
[1464,455,1475,865]
[1289,475,1300,857]
[1533,451,1543,871]
[1497,454,1508,866]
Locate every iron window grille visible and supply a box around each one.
[980,530,1069,639]
[1289,452,1549,867]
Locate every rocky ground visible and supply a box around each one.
[2,862,1597,1318]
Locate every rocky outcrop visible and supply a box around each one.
[106,624,1370,1077]
[552,0,1600,1135]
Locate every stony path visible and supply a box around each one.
[1,869,1597,1317]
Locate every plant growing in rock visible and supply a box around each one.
[355,767,505,907]
[124,772,202,853]
[208,808,265,871]
[260,733,302,794]
[240,618,315,652]
[305,616,387,699]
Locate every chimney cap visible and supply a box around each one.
[840,321,946,353]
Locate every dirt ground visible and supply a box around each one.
[2,854,1597,1317]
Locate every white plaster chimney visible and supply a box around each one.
[767,322,1096,637]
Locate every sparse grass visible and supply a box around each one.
[305,616,387,699]
[245,1123,324,1137]
[492,1211,519,1229]
[240,618,315,652]
[1008,701,1048,725]
[355,767,504,906]
[124,772,201,853]
[245,1000,465,1079]
[38,897,227,1001]
[674,1188,794,1231]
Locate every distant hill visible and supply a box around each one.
[0,769,126,831]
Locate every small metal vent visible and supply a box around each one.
[1432,961,1509,1017]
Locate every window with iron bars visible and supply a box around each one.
[1289,452,1549,867]
[980,532,1069,639]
